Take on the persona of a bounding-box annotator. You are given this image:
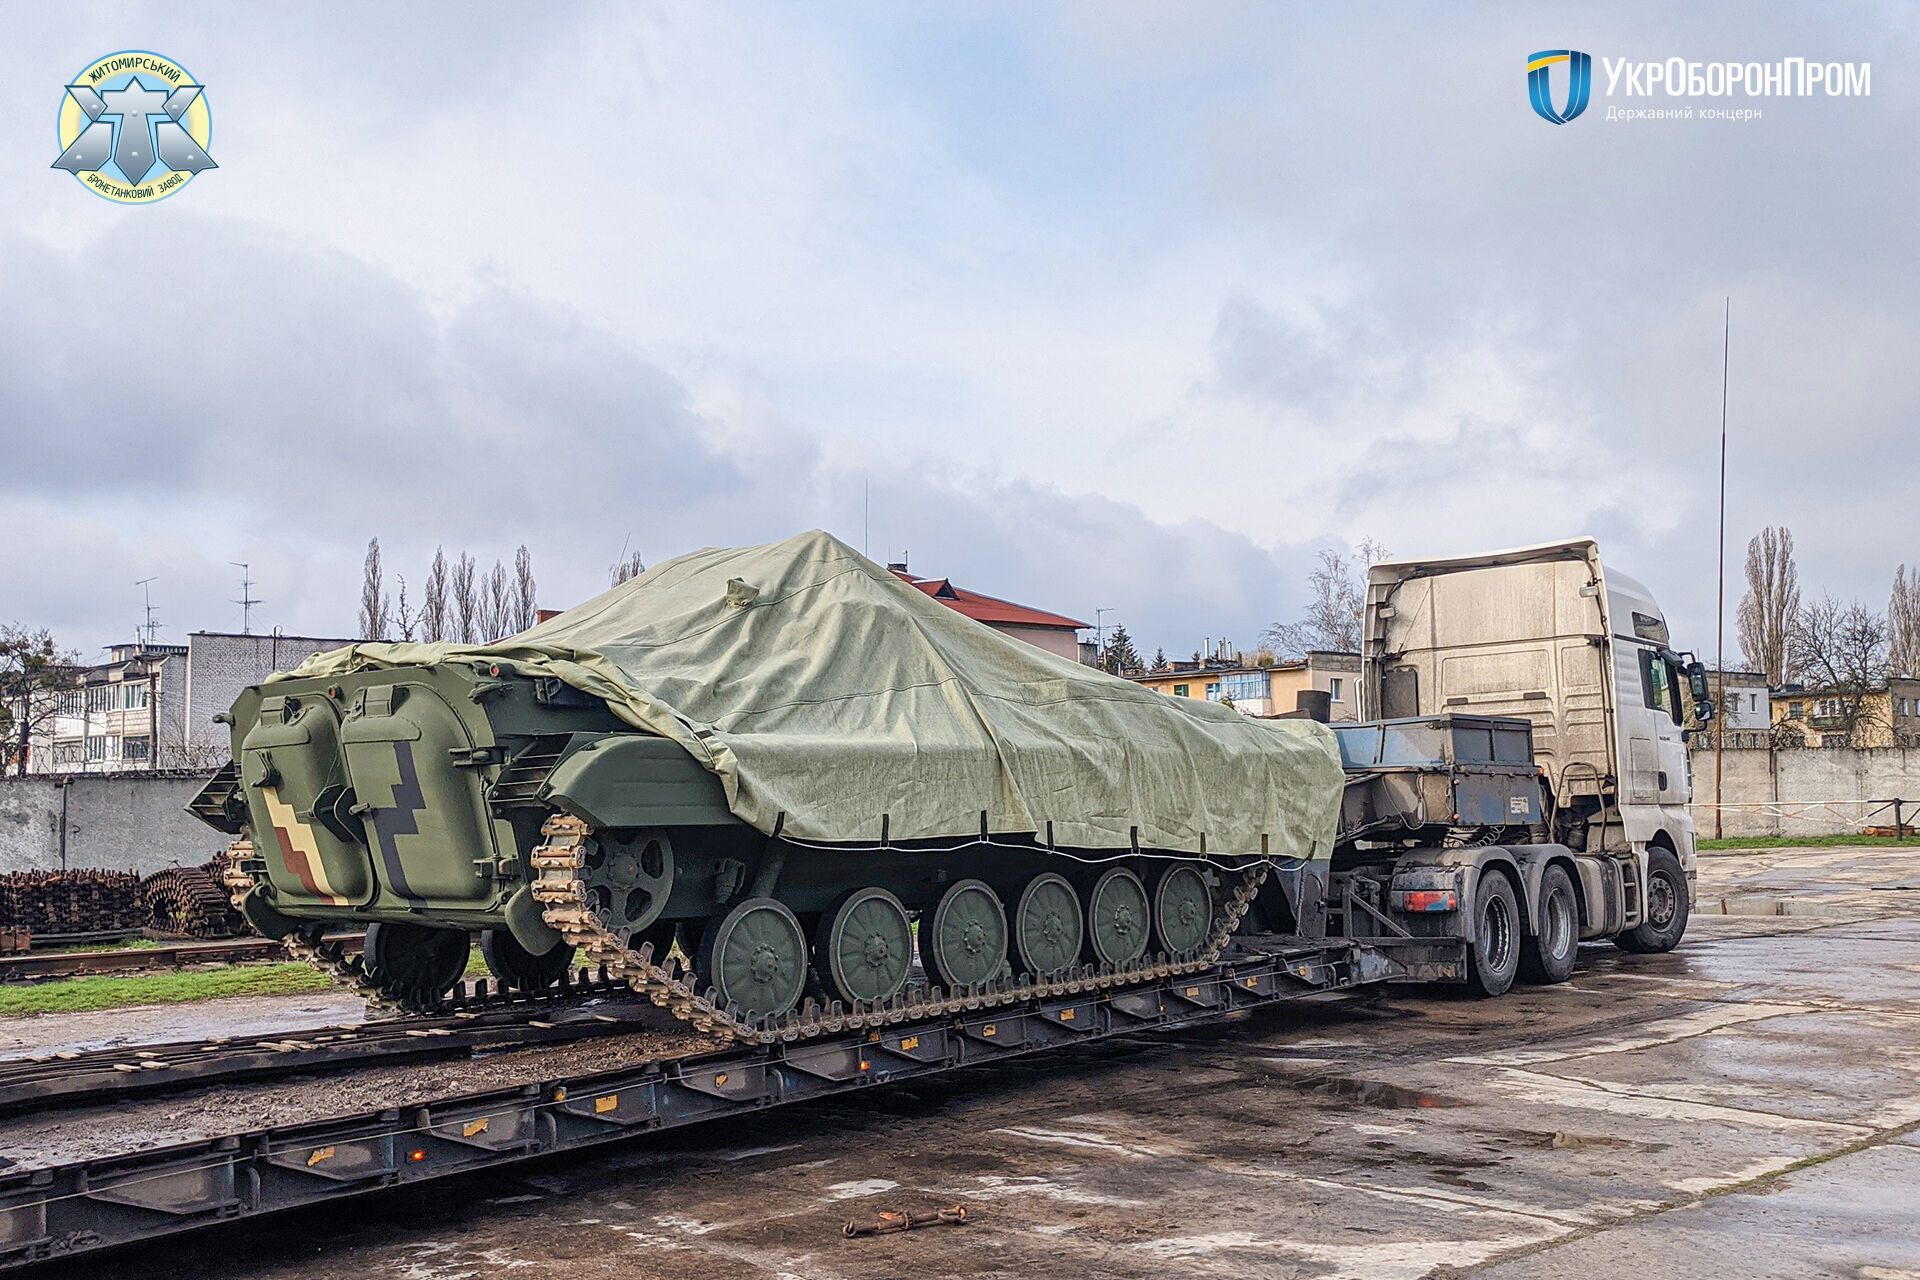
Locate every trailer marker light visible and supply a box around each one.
[407,1148,427,1164]
[1400,890,1458,912]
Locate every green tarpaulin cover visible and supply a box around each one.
[287,531,1344,858]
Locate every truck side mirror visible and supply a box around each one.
[1685,661,1716,724]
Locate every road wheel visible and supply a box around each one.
[814,887,913,1006]
[1466,871,1520,998]
[1085,867,1151,967]
[1518,865,1577,984]
[1615,845,1690,954]
[1012,873,1083,978]
[697,896,809,1021]
[1152,864,1213,956]
[364,922,470,1002]
[480,927,575,991]
[920,879,1008,992]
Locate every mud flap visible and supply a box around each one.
[504,885,564,956]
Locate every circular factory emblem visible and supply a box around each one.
[52,50,216,203]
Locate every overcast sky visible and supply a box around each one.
[3,3,1915,665]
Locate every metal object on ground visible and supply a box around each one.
[0,871,140,937]
[843,1205,969,1237]
[0,979,658,1114]
[138,860,243,939]
[0,933,362,983]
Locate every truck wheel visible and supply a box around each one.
[1615,846,1689,954]
[1518,865,1577,984]
[1466,871,1520,998]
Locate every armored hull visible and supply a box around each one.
[193,532,1344,1037]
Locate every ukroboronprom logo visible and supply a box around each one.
[52,51,216,203]
[1528,51,1872,126]
[1527,50,1593,124]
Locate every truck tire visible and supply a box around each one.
[1518,865,1577,984]
[1615,846,1689,954]
[1466,870,1520,998]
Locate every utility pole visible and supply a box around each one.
[231,562,261,635]
[1095,608,1116,657]
[1714,298,1731,839]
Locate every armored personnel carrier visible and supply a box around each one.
[190,532,1343,1040]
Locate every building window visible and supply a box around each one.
[1172,684,1190,698]
[86,734,110,761]
[1204,682,1221,701]
[125,682,148,709]
[1218,672,1268,703]
[1787,702,1804,719]
[122,736,149,761]
[1328,677,1344,703]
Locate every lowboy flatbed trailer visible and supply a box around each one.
[0,929,1401,1268]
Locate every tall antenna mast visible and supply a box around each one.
[134,577,160,646]
[231,562,261,635]
[1714,297,1731,840]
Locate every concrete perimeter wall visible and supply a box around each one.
[0,774,220,874]
[3,749,1916,871]
[1689,746,1920,837]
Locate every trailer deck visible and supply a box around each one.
[0,934,1389,1267]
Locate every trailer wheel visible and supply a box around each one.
[1466,871,1520,998]
[1615,846,1689,954]
[1518,866,1577,984]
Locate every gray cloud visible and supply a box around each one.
[0,214,1310,659]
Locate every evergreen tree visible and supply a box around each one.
[1100,625,1143,675]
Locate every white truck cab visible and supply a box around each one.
[1358,538,1713,930]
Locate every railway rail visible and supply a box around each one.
[0,931,1394,1268]
[0,934,365,983]
[0,970,644,1115]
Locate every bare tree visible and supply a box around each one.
[420,547,450,643]
[451,553,478,643]
[391,575,417,642]
[479,560,511,643]
[1264,539,1387,657]
[1889,564,1920,680]
[610,551,646,586]
[511,545,538,633]
[358,538,390,641]
[1736,526,1800,686]
[0,625,78,776]
[1787,595,1891,746]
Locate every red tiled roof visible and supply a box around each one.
[892,570,1087,631]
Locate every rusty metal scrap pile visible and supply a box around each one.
[0,870,141,936]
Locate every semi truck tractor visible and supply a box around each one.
[1249,537,1716,996]
[190,531,1712,1035]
